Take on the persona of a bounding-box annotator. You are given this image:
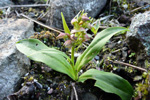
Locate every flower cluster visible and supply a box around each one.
[56,11,93,48]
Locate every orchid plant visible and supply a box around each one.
[16,11,133,100]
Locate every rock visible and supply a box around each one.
[47,88,53,94]
[28,12,36,18]
[82,92,98,100]
[7,82,36,100]
[15,0,45,4]
[122,50,127,61]
[34,80,43,89]
[108,42,116,49]
[0,0,13,7]
[95,56,100,60]
[47,0,107,29]
[133,0,150,4]
[0,18,34,99]
[126,11,150,58]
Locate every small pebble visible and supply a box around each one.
[95,56,99,60]
[47,88,53,94]
[30,71,34,75]
[26,82,32,86]
[34,79,38,82]
[47,79,53,84]
[21,83,24,86]
[80,69,83,73]
[28,12,35,18]
[117,40,121,44]
[47,87,50,91]
[122,47,128,51]
[64,85,66,89]
[34,81,43,89]
[24,73,29,77]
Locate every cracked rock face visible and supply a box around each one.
[47,0,107,29]
[126,11,150,57]
[0,19,34,99]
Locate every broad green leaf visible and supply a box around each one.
[61,12,71,34]
[78,69,133,100]
[16,39,75,80]
[75,27,128,72]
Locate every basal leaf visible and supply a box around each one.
[61,12,71,34]
[75,27,128,72]
[78,69,133,100]
[16,39,75,80]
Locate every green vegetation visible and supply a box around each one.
[16,11,133,100]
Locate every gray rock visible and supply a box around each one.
[82,92,98,100]
[133,0,150,4]
[0,0,13,7]
[47,0,107,29]
[0,18,34,99]
[126,11,150,57]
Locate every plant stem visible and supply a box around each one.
[71,45,78,81]
[71,46,75,67]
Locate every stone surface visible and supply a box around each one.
[0,19,34,99]
[133,0,150,4]
[0,0,13,7]
[126,11,150,57]
[47,0,107,29]
[82,92,98,100]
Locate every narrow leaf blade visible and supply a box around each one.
[61,12,71,34]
